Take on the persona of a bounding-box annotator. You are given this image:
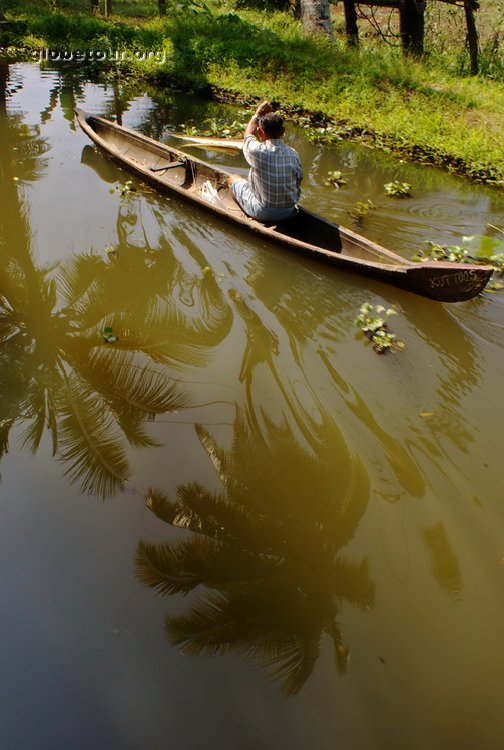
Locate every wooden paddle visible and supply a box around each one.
[171,133,243,154]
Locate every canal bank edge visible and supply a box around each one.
[1,5,504,189]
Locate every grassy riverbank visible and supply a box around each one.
[3,0,504,184]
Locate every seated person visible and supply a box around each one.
[227,101,303,223]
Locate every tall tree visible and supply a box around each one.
[464,0,479,74]
[343,0,359,46]
[399,0,425,55]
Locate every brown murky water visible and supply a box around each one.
[1,61,504,749]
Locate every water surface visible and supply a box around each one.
[1,61,504,750]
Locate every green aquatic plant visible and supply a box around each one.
[178,123,199,136]
[179,116,248,138]
[205,116,248,137]
[109,179,136,202]
[306,125,340,143]
[99,326,118,343]
[354,303,404,354]
[483,252,504,292]
[203,117,223,136]
[384,180,412,197]
[412,241,470,263]
[325,170,348,188]
[348,200,376,225]
[488,253,504,274]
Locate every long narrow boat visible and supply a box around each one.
[75,109,493,302]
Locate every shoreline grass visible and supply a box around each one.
[2,1,504,185]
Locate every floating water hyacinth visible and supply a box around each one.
[412,241,470,263]
[384,180,412,197]
[109,179,136,202]
[100,326,119,343]
[348,200,376,225]
[325,170,348,188]
[180,116,248,139]
[354,303,405,354]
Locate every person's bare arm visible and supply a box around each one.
[244,101,273,138]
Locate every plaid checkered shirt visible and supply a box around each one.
[243,135,303,209]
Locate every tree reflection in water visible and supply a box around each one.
[136,412,374,696]
[0,234,188,497]
[0,236,233,497]
[0,65,233,497]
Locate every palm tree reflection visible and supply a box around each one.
[0,72,233,496]
[0,235,233,496]
[0,243,188,496]
[136,413,374,695]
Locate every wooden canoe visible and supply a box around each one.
[75,109,493,302]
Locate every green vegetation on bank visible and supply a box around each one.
[2,0,504,185]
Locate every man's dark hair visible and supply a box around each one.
[258,112,284,138]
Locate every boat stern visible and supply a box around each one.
[405,262,494,302]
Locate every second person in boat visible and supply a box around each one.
[227,101,303,223]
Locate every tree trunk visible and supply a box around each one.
[0,62,9,112]
[158,0,167,14]
[90,0,99,13]
[298,0,333,38]
[113,81,128,126]
[104,0,112,16]
[464,0,479,75]
[399,0,425,56]
[343,0,359,46]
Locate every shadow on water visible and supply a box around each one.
[136,409,374,697]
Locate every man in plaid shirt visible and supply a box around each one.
[228,101,303,223]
